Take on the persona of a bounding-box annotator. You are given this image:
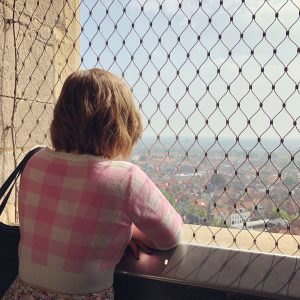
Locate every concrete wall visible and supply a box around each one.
[0,0,80,224]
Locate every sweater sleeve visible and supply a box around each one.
[127,165,183,250]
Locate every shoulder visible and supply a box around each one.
[106,161,152,187]
[109,160,144,176]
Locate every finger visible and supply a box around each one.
[138,243,152,254]
[129,241,139,260]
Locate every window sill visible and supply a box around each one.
[115,226,300,299]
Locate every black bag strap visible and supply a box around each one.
[0,147,44,215]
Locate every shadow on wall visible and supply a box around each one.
[114,243,300,300]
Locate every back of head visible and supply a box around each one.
[50,68,142,159]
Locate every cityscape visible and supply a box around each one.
[80,0,300,238]
[132,136,300,235]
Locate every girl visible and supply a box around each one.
[3,69,183,299]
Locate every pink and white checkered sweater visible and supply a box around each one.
[18,148,182,294]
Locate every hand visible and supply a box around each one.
[131,224,157,249]
[128,239,152,260]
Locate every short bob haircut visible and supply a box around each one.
[50,68,142,159]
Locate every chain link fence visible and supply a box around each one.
[1,0,300,255]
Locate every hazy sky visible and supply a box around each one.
[80,0,300,140]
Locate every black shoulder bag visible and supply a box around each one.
[0,147,43,297]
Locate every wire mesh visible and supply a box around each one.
[1,0,300,255]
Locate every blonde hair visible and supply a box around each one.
[50,68,142,159]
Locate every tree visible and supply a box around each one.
[210,174,226,187]
[186,202,207,218]
[284,175,297,187]
[212,217,222,227]
[270,206,291,221]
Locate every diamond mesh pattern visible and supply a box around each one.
[3,0,300,254]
